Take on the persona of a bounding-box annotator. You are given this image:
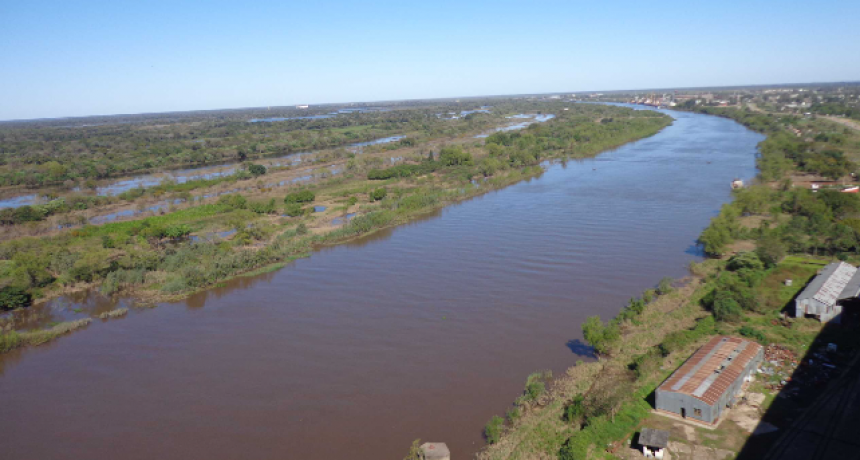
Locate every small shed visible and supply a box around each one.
[638,428,669,459]
[420,442,450,460]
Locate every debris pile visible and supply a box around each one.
[758,343,844,396]
[758,344,798,391]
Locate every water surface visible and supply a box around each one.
[0,107,762,460]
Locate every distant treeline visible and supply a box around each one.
[0,104,499,189]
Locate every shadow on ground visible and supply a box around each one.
[735,308,860,460]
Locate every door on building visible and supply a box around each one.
[681,408,686,418]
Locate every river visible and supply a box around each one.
[0,106,763,460]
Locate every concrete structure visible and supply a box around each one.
[420,442,450,460]
[656,336,763,424]
[638,428,668,458]
[794,261,860,323]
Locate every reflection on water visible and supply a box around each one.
[0,107,763,460]
[331,212,357,225]
[475,113,556,138]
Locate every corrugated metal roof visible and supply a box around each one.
[796,262,857,307]
[658,336,762,406]
[812,262,856,306]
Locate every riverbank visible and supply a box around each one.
[0,104,672,352]
[478,105,860,459]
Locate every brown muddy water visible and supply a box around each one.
[0,107,763,460]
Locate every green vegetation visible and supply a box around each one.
[692,106,857,180]
[482,104,860,460]
[248,164,267,176]
[0,103,501,189]
[0,103,672,356]
[402,439,422,460]
[369,187,387,201]
[284,190,315,204]
[0,285,31,310]
[0,319,92,353]
[519,370,552,403]
[485,415,505,444]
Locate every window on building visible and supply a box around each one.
[694,408,702,417]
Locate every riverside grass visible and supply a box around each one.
[0,318,92,353]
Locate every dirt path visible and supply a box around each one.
[822,115,860,132]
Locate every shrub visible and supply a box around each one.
[248,164,266,176]
[756,238,786,268]
[739,325,767,342]
[564,394,586,424]
[367,163,437,180]
[284,190,315,204]
[0,286,31,310]
[283,203,305,217]
[164,224,192,240]
[439,146,474,166]
[713,296,743,322]
[370,187,387,202]
[697,205,740,256]
[727,252,765,272]
[522,370,551,402]
[702,271,758,313]
[559,438,579,460]
[218,194,248,209]
[296,223,308,235]
[249,198,277,214]
[403,439,422,460]
[582,316,619,356]
[656,277,674,295]
[0,331,21,353]
[484,415,504,444]
[101,235,115,249]
[629,349,662,380]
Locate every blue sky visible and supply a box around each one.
[2,0,859,120]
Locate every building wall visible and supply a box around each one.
[655,391,717,423]
[796,298,843,323]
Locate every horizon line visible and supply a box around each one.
[3,79,859,124]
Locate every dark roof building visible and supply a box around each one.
[638,427,669,458]
[655,336,763,424]
[639,427,669,448]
